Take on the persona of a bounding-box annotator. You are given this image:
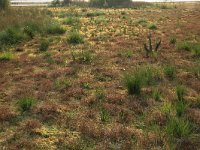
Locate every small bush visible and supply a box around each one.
[81,82,91,89]
[148,24,157,30]
[0,52,13,61]
[136,18,148,27]
[165,117,193,139]
[0,27,26,46]
[175,100,187,117]
[123,72,142,95]
[119,49,133,58]
[67,31,84,44]
[46,23,66,35]
[63,17,80,25]
[152,89,161,101]
[17,97,36,112]
[170,37,177,44]
[100,108,109,123]
[78,50,93,63]
[123,65,162,95]
[176,41,193,51]
[86,12,105,17]
[176,85,185,101]
[191,44,200,57]
[163,65,176,79]
[39,40,49,51]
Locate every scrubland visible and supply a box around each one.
[0,2,200,150]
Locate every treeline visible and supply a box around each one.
[0,0,9,10]
[52,0,139,8]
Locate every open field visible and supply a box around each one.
[0,2,200,149]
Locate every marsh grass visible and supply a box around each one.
[165,117,193,139]
[163,65,176,79]
[123,65,162,95]
[63,17,80,25]
[0,51,13,61]
[67,31,84,44]
[46,23,66,35]
[17,97,36,112]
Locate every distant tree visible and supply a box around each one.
[52,0,61,7]
[0,0,9,10]
[62,0,71,6]
[90,0,131,7]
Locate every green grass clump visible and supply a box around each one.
[100,108,109,123]
[95,88,106,100]
[86,12,105,17]
[0,52,13,61]
[169,37,177,44]
[63,17,80,25]
[54,79,71,90]
[176,85,185,101]
[163,65,176,79]
[152,89,161,101]
[175,85,187,117]
[123,65,162,95]
[46,23,66,35]
[176,41,193,51]
[177,41,200,57]
[148,24,157,30]
[165,117,193,139]
[78,50,93,63]
[191,44,200,57]
[0,27,26,46]
[136,18,148,27]
[175,100,187,117]
[39,40,49,51]
[123,71,142,95]
[17,97,36,112]
[67,31,84,44]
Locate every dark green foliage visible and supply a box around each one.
[39,40,49,51]
[164,65,176,79]
[46,23,66,35]
[123,72,142,95]
[86,12,105,17]
[170,37,177,44]
[63,17,80,25]
[192,44,200,57]
[62,0,71,5]
[175,100,187,117]
[177,41,193,51]
[148,24,157,30]
[67,31,84,44]
[176,85,185,101]
[177,41,200,57]
[0,0,9,10]
[152,89,161,101]
[0,27,26,46]
[90,0,132,7]
[123,65,161,95]
[100,108,109,123]
[17,97,36,112]
[165,117,193,139]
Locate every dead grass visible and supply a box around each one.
[0,3,200,149]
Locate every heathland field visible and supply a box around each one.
[0,2,200,149]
